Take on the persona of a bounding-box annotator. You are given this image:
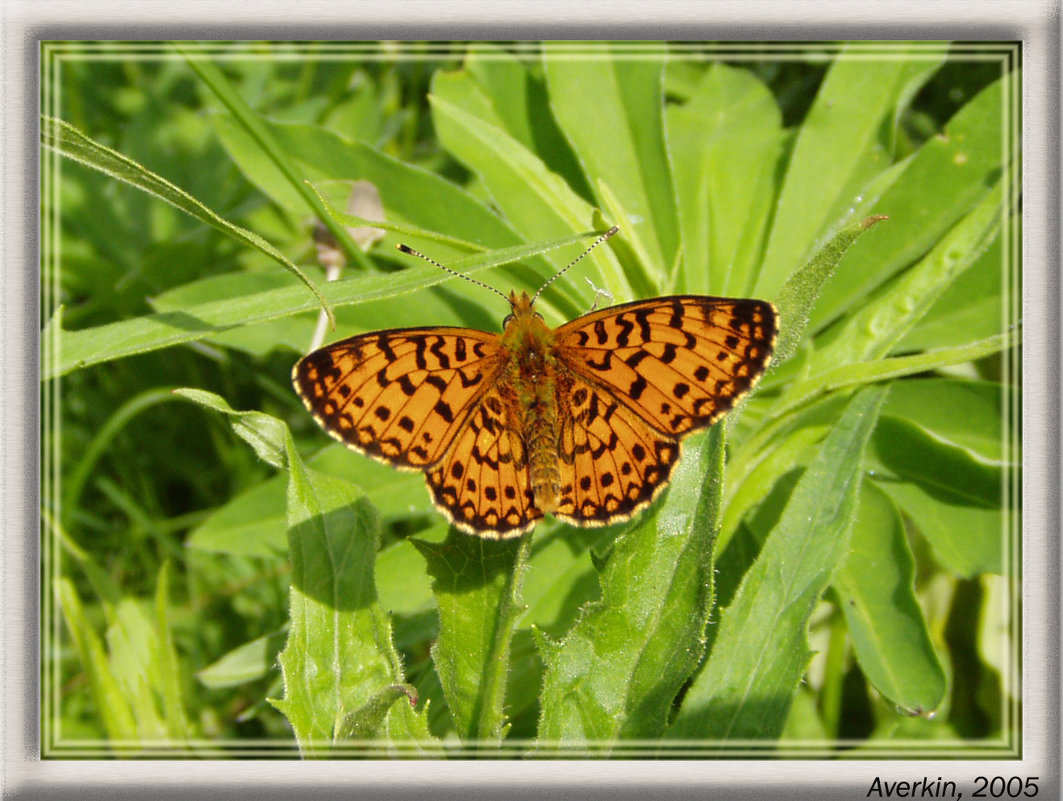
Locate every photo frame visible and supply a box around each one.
[4,2,1058,797]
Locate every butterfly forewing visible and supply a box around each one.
[555,296,778,437]
[292,327,503,468]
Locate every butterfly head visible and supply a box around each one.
[502,290,543,330]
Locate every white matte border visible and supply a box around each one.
[4,1,1058,798]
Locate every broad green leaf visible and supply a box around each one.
[151,267,494,357]
[428,88,632,305]
[517,526,613,634]
[334,684,419,741]
[755,43,948,297]
[544,46,677,285]
[178,47,367,269]
[833,483,947,714]
[877,378,1012,465]
[720,393,850,553]
[175,388,289,470]
[897,223,1008,353]
[766,331,1015,425]
[870,417,1005,578]
[811,177,1005,370]
[670,385,888,741]
[179,390,433,752]
[186,444,433,559]
[664,62,785,296]
[535,428,723,750]
[213,114,596,320]
[463,45,592,200]
[811,74,1012,330]
[274,451,431,754]
[413,530,533,745]
[196,630,287,689]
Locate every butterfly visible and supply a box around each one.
[292,227,778,538]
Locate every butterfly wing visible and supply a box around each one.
[553,375,680,528]
[292,326,504,468]
[425,385,543,538]
[555,295,778,437]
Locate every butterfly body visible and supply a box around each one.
[498,290,563,515]
[294,290,777,539]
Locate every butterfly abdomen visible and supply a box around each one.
[524,398,561,514]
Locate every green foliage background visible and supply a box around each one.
[41,41,1020,758]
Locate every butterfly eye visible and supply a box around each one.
[534,312,544,321]
[502,313,514,328]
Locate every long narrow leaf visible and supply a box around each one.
[40,115,333,323]
[42,230,600,380]
[670,385,888,742]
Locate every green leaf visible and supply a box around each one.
[428,89,629,305]
[56,579,138,743]
[877,378,1012,465]
[773,214,890,365]
[177,46,368,272]
[897,222,1008,352]
[42,229,599,380]
[273,451,430,754]
[870,415,1005,577]
[463,45,592,200]
[196,630,287,689]
[413,530,533,745]
[811,176,1005,370]
[754,43,948,297]
[185,444,433,559]
[720,393,849,553]
[833,483,947,714]
[180,390,434,753]
[873,416,1002,508]
[40,114,333,323]
[766,331,1016,425]
[664,62,785,296]
[811,73,1011,329]
[334,684,420,740]
[243,118,567,290]
[175,388,290,470]
[670,385,888,741]
[544,45,677,285]
[535,428,724,751]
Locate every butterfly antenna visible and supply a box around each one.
[532,225,619,305]
[396,243,510,302]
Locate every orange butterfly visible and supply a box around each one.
[293,228,777,538]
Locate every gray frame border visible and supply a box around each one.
[4,1,1059,798]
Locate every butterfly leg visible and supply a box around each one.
[583,278,613,314]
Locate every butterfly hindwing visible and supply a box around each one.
[556,296,778,437]
[292,327,503,468]
[554,376,680,527]
[425,386,542,537]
